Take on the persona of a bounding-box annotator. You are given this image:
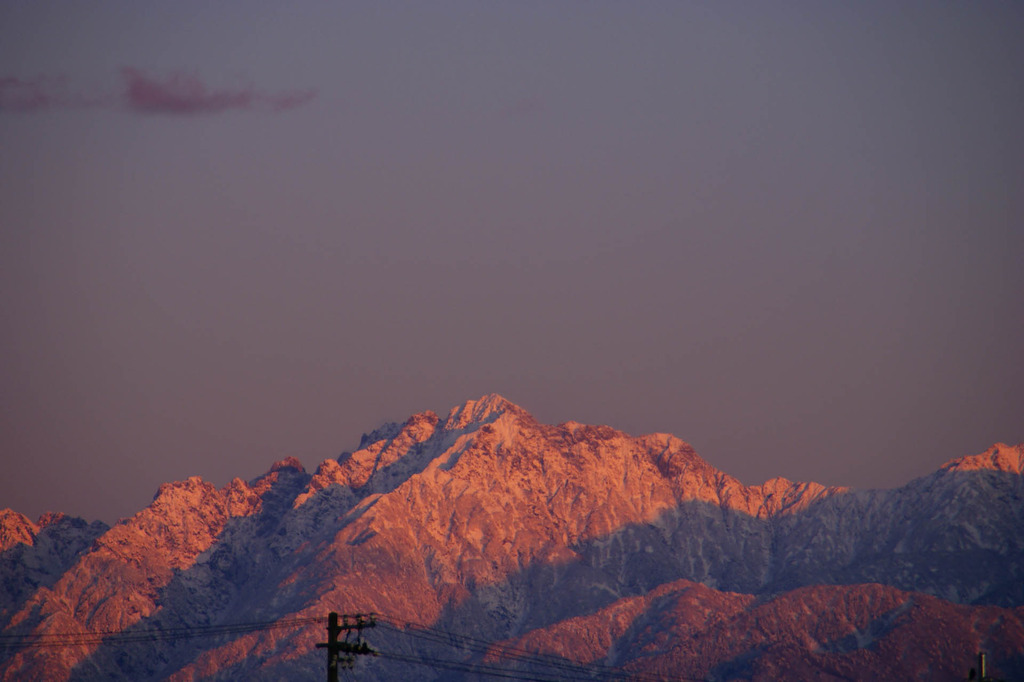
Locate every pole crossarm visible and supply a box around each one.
[316,612,377,682]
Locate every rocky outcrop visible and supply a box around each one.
[0,511,37,554]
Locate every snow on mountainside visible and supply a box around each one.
[0,511,108,632]
[501,581,1024,681]
[1,395,1021,681]
[941,441,1024,474]
[0,511,37,554]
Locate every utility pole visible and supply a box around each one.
[968,651,1007,682]
[316,612,377,682]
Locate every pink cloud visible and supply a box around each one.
[120,68,316,115]
[265,89,318,112]
[0,76,76,112]
[1,70,316,115]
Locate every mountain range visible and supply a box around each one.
[1,394,1022,680]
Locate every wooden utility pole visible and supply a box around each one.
[316,612,377,682]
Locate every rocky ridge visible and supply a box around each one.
[1,394,1021,680]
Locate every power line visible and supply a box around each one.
[1,612,705,681]
[0,616,323,650]
[377,619,621,679]
[376,649,606,682]
[375,616,703,682]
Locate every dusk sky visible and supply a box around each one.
[2,1,1022,524]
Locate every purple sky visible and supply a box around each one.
[2,2,1022,524]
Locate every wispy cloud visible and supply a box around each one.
[0,69,316,114]
[0,75,103,112]
[263,88,318,112]
[121,68,316,115]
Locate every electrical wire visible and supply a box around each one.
[377,619,620,679]
[0,616,323,650]
[375,649,604,681]
[0,612,704,681]
[375,616,703,682]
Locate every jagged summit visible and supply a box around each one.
[0,510,79,552]
[940,442,1024,474]
[442,393,528,429]
[0,509,37,552]
[269,456,306,473]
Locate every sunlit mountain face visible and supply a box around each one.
[2,395,1022,681]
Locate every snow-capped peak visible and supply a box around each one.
[939,442,1023,475]
[443,393,526,430]
[0,508,38,551]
